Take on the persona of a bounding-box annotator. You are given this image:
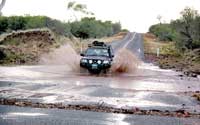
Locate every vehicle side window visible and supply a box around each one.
[102,49,109,56]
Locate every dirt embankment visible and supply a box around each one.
[0,29,59,65]
[143,33,200,77]
[39,32,140,74]
[0,29,128,66]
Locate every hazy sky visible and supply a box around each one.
[2,0,200,32]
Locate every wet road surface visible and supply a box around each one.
[1,105,200,125]
[0,32,200,124]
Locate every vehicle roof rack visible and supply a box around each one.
[88,41,108,48]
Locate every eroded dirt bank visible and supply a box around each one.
[0,29,58,65]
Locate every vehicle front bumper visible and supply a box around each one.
[80,62,111,70]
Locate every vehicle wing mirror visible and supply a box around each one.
[80,53,85,56]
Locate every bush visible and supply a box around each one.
[149,7,200,51]
[0,16,72,37]
[0,16,8,33]
[70,17,121,39]
[7,16,27,31]
[149,24,177,41]
[149,22,200,51]
[0,16,121,39]
[24,16,47,29]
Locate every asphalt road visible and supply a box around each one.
[1,105,200,125]
[111,32,144,60]
[0,32,200,124]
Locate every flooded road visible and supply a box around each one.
[0,63,200,112]
[1,105,200,125]
[0,32,200,124]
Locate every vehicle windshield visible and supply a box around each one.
[85,48,109,57]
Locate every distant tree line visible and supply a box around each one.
[149,7,200,50]
[0,16,71,36]
[70,17,121,38]
[0,16,122,39]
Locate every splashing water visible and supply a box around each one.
[39,44,81,72]
[39,44,140,74]
[111,48,140,74]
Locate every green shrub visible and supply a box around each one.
[0,16,8,33]
[149,24,177,41]
[70,17,121,39]
[0,16,121,39]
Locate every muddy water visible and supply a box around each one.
[1,44,200,114]
[39,44,140,74]
[39,44,81,72]
[0,63,200,113]
[111,48,140,73]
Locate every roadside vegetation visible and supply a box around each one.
[149,7,200,50]
[0,16,122,39]
[145,7,200,77]
[0,16,125,65]
[0,1,126,65]
[0,28,125,65]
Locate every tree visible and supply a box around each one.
[149,24,177,41]
[0,16,8,33]
[0,0,6,16]
[67,1,94,21]
[172,7,199,49]
[7,16,26,30]
[112,22,121,35]
[157,15,162,24]
[70,17,121,39]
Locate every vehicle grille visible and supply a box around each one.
[92,59,98,64]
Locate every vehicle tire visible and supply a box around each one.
[88,69,101,74]
[102,69,108,74]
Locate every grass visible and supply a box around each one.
[143,33,200,75]
[143,33,180,56]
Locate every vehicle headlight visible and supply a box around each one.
[97,60,101,64]
[81,59,87,63]
[89,60,93,64]
[103,60,109,64]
